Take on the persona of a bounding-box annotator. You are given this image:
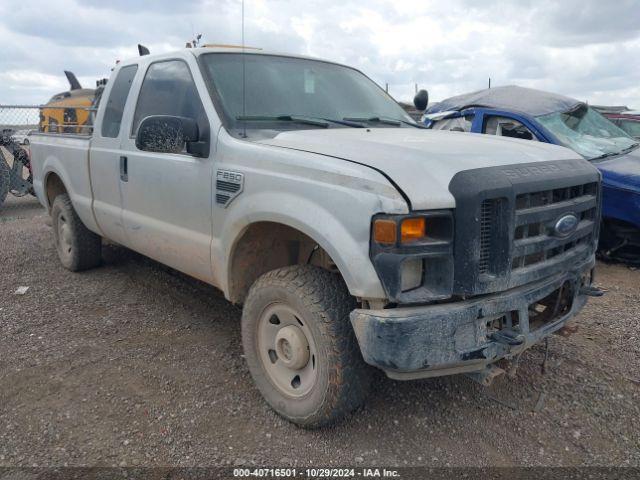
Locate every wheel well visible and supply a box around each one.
[45,173,67,210]
[228,222,340,304]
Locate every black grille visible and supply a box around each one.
[511,182,598,270]
[478,197,508,276]
[479,200,495,274]
[449,159,600,296]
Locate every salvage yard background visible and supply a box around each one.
[1,194,638,467]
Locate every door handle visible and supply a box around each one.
[119,156,128,182]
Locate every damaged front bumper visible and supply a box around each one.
[351,257,596,380]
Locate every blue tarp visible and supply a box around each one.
[427,85,582,117]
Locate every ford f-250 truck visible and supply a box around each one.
[30,47,602,427]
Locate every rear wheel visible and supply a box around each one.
[51,194,102,271]
[241,265,372,428]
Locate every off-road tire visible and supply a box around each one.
[242,265,372,428]
[0,159,9,207]
[51,194,102,271]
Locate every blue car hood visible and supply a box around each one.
[597,148,640,193]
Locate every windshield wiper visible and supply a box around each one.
[344,116,401,126]
[320,118,366,128]
[591,142,640,161]
[237,115,366,128]
[236,115,329,128]
[620,142,640,154]
[591,152,619,161]
[343,116,427,128]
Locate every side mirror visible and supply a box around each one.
[136,115,207,156]
[413,89,429,111]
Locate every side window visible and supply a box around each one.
[431,115,473,132]
[132,60,207,140]
[101,65,138,138]
[483,116,537,141]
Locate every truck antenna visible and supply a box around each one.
[138,44,150,56]
[241,0,247,138]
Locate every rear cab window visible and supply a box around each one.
[101,65,138,138]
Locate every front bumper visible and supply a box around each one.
[350,257,595,380]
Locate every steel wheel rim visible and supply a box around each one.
[257,303,318,398]
[57,213,73,261]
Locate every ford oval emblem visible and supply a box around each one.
[554,214,579,237]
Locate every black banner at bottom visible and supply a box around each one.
[0,467,638,480]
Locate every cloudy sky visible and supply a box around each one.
[1,0,639,107]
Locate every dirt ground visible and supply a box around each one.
[1,194,639,468]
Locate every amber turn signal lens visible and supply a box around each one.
[401,217,426,243]
[373,219,397,245]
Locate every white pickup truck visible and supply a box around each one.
[30,47,602,427]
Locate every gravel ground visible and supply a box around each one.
[1,195,639,468]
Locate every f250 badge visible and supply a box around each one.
[215,170,244,208]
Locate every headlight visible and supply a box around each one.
[400,258,423,291]
[370,211,454,303]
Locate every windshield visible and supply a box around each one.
[536,104,638,159]
[617,119,640,138]
[200,53,415,133]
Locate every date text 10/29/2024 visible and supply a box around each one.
[233,468,401,478]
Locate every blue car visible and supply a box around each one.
[420,85,640,263]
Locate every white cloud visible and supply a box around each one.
[0,0,638,110]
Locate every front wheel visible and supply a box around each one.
[241,265,372,428]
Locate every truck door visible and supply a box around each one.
[89,64,138,244]
[118,59,214,283]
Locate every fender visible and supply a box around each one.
[40,155,101,234]
[211,129,409,301]
[214,190,396,301]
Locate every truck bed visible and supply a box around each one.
[29,132,99,233]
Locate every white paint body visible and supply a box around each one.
[29,48,579,302]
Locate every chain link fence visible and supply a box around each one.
[0,106,39,207]
[0,105,39,145]
[0,104,95,207]
[0,104,94,137]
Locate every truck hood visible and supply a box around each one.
[596,148,640,194]
[257,128,579,209]
[596,149,640,228]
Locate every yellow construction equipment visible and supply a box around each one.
[39,71,95,134]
